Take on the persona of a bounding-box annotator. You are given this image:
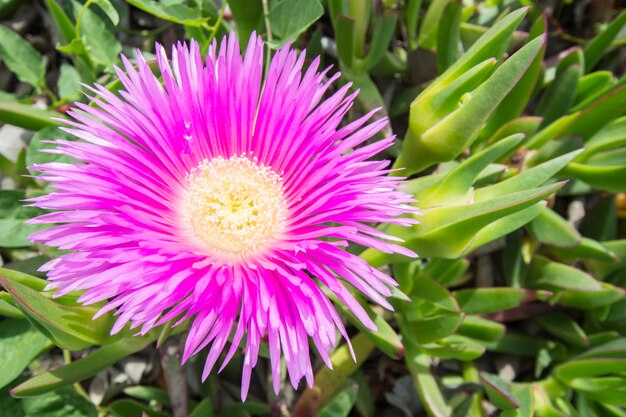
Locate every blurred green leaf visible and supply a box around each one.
[547,237,619,263]
[536,48,583,126]
[11,328,166,397]
[535,312,589,348]
[574,71,615,108]
[21,387,97,417]
[436,0,462,73]
[92,0,119,26]
[0,101,61,131]
[527,206,582,248]
[127,0,211,26]
[420,334,486,361]
[457,315,505,342]
[229,0,263,48]
[57,64,81,100]
[72,0,121,69]
[480,372,519,410]
[292,333,374,417]
[419,0,451,49]
[583,9,626,72]
[0,25,46,93]
[500,386,533,417]
[314,381,358,417]
[270,0,323,44]
[0,319,51,389]
[454,287,527,314]
[528,256,601,291]
[123,386,171,407]
[0,190,46,248]
[108,399,169,417]
[26,126,78,176]
[189,398,215,417]
[360,15,396,72]
[557,282,624,310]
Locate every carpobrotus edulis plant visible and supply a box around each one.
[27,33,417,399]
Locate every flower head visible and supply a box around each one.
[28,33,416,399]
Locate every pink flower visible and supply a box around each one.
[28,33,416,399]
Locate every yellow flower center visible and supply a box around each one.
[183,155,287,262]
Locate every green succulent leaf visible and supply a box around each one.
[583,9,626,72]
[0,272,117,350]
[480,372,519,410]
[527,206,582,248]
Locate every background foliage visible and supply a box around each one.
[0,0,625,416]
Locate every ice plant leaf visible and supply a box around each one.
[10,329,164,397]
[583,9,626,72]
[0,274,117,350]
[527,206,582,248]
[0,100,63,130]
[26,33,416,400]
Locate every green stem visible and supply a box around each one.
[74,0,96,39]
[262,0,273,75]
[207,0,228,44]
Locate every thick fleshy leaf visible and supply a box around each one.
[454,288,529,315]
[547,237,619,263]
[480,372,519,410]
[108,399,169,417]
[457,315,505,342]
[10,328,165,397]
[561,161,626,193]
[401,35,544,174]
[557,283,624,310]
[436,0,462,73]
[396,182,563,258]
[399,328,451,417]
[419,334,486,361]
[573,71,615,109]
[292,333,374,417]
[481,15,547,141]
[0,100,63,130]
[0,273,116,350]
[314,381,358,417]
[528,256,601,291]
[583,9,626,72]
[419,0,450,49]
[417,134,523,206]
[535,312,589,348]
[536,48,583,126]
[527,206,582,248]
